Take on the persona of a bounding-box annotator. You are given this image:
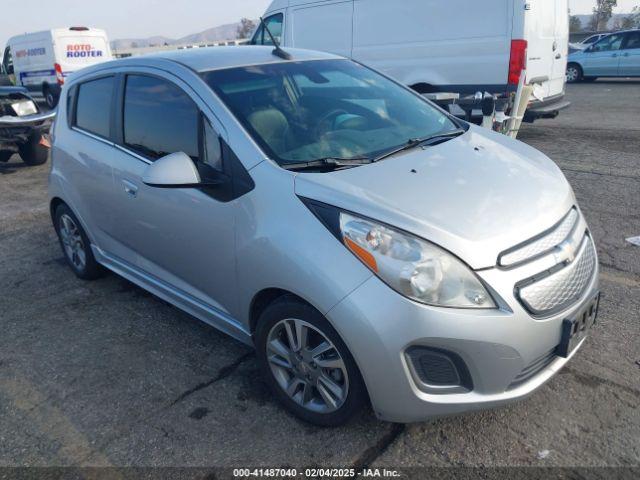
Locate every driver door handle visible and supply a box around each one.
[122,179,138,198]
[611,53,618,57]
[555,53,561,59]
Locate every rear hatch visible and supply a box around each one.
[524,0,568,99]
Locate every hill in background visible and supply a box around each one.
[111,21,248,50]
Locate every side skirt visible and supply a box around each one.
[92,246,254,347]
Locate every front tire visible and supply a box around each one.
[19,133,49,166]
[53,204,104,280]
[255,296,367,426]
[566,63,583,83]
[44,85,59,109]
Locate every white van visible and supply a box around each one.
[253,0,570,122]
[2,27,112,108]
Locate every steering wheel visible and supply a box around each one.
[315,109,349,137]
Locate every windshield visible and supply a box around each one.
[201,59,458,167]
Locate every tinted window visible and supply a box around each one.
[75,76,114,138]
[624,32,640,50]
[123,75,199,161]
[251,14,283,46]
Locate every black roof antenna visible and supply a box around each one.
[260,17,292,60]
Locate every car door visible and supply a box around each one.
[582,33,625,76]
[106,71,239,318]
[619,31,640,77]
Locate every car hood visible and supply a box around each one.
[294,125,575,269]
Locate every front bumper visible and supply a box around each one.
[327,226,599,423]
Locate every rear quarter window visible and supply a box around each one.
[75,76,114,138]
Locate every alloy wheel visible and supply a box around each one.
[566,66,579,83]
[266,318,349,413]
[59,214,86,271]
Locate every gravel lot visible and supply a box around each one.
[1,80,639,474]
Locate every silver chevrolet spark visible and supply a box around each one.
[49,47,599,426]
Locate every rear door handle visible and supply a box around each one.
[623,52,630,57]
[611,53,618,57]
[122,180,138,198]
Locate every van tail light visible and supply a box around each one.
[54,63,64,85]
[508,39,528,86]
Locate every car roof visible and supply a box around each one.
[117,46,343,73]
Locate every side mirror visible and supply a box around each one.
[142,152,201,188]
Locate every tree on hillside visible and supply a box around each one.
[622,6,640,28]
[236,18,256,39]
[569,15,583,32]
[612,17,623,30]
[589,0,618,31]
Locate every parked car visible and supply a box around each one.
[2,27,112,108]
[49,47,599,425]
[253,0,571,122]
[0,84,55,165]
[567,30,640,82]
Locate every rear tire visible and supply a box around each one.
[53,204,104,280]
[255,296,367,426]
[18,133,49,166]
[566,63,583,83]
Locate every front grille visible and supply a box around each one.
[516,235,596,317]
[499,208,579,267]
[507,348,557,390]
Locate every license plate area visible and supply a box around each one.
[556,292,600,358]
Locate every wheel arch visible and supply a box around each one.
[50,196,66,222]
[249,288,313,335]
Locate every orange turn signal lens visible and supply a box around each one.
[344,237,378,273]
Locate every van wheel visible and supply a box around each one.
[44,85,59,109]
[53,204,104,280]
[566,64,583,83]
[255,296,367,426]
[18,133,49,166]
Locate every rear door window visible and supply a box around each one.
[123,75,199,161]
[75,76,114,138]
[623,32,640,50]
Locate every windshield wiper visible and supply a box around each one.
[372,128,466,163]
[281,156,373,172]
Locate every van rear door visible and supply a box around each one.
[54,33,112,76]
[524,0,568,99]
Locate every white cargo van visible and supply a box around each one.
[2,27,112,108]
[253,0,570,122]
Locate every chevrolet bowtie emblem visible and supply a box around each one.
[555,238,578,264]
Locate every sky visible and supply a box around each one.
[1,0,638,50]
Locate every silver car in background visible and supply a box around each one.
[49,46,599,425]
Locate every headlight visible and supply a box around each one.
[11,100,38,117]
[340,212,496,308]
